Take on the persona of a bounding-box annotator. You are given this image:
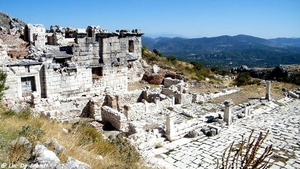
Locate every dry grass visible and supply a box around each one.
[0,107,142,168]
[212,81,298,104]
[218,130,272,169]
[189,77,299,105]
[128,82,159,91]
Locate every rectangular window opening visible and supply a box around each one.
[129,40,134,52]
[21,76,36,97]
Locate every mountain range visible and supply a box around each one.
[142,35,300,68]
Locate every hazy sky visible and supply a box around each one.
[1,0,299,38]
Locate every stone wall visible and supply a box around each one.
[101,106,127,131]
[25,24,46,47]
[163,77,182,88]
[1,64,42,99]
[72,39,100,64]
[41,65,93,98]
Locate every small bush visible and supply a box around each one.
[79,125,103,144]
[167,55,177,65]
[153,49,163,57]
[0,71,8,100]
[3,109,16,117]
[18,125,45,143]
[110,134,140,164]
[74,121,116,155]
[235,72,251,86]
[17,107,32,120]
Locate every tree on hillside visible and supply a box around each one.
[191,61,205,71]
[235,72,251,86]
[153,49,163,57]
[167,55,177,65]
[0,70,8,100]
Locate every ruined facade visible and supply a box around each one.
[24,24,46,47]
[1,24,143,100]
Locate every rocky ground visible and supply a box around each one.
[126,79,300,169]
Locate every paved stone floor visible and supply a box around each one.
[147,97,300,169]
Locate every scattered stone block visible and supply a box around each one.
[186,130,199,138]
[101,106,127,131]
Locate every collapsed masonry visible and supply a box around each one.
[1,24,144,100]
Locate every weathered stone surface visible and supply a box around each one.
[30,144,60,168]
[44,139,66,155]
[57,157,91,169]
[101,106,127,131]
[186,130,199,138]
[142,73,165,84]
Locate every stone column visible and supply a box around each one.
[265,81,271,101]
[224,101,232,125]
[155,97,160,113]
[171,96,175,106]
[142,99,148,113]
[165,113,175,141]
[124,105,130,120]
[244,106,249,117]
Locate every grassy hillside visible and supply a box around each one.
[0,106,142,168]
[142,46,228,83]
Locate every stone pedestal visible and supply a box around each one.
[165,114,175,141]
[265,81,271,101]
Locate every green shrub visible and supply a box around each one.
[110,134,140,164]
[3,109,16,117]
[235,72,251,86]
[0,71,8,100]
[78,125,103,144]
[153,49,163,57]
[167,55,177,65]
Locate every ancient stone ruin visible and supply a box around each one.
[1,24,144,100]
[1,22,300,169]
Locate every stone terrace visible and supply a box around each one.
[143,97,300,169]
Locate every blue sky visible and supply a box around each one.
[1,0,299,38]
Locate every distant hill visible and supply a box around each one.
[269,38,300,47]
[142,35,300,68]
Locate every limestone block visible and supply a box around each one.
[192,94,206,104]
[101,106,127,131]
[161,88,175,97]
[288,91,299,98]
